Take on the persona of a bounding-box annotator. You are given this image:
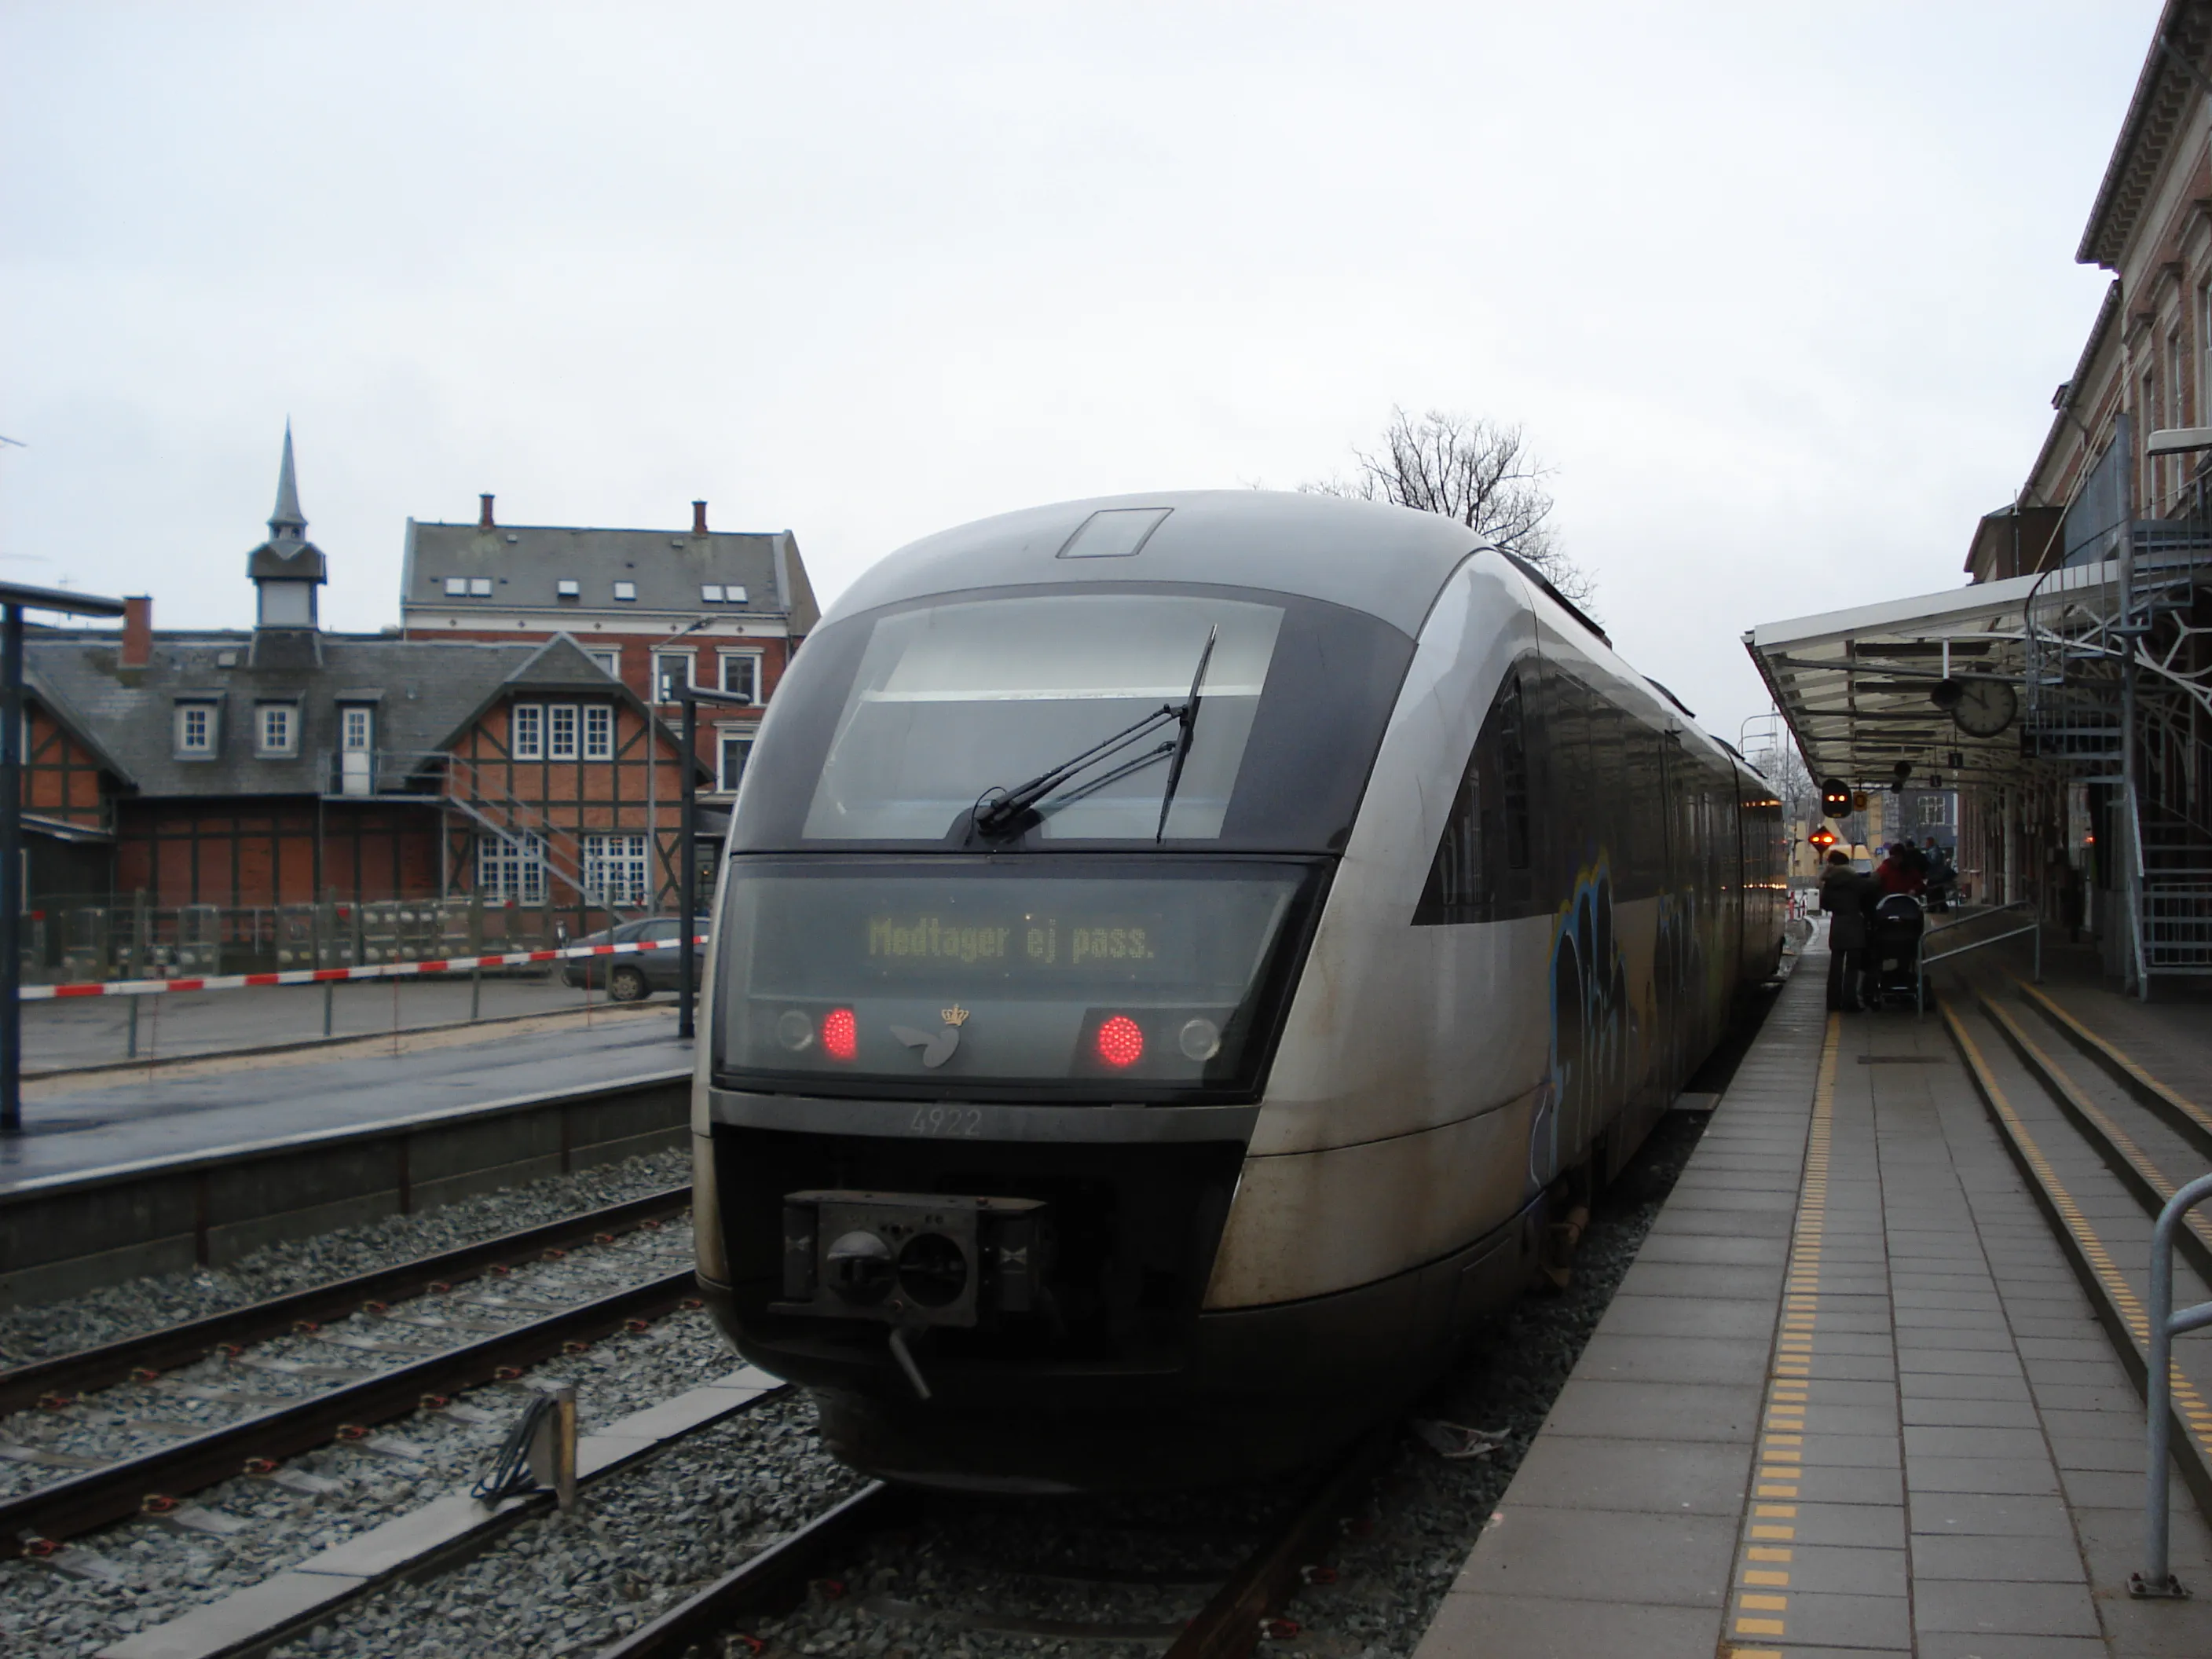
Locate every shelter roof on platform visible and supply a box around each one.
[1742,560,2117,789]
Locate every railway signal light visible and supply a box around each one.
[1807,826,1837,851]
[1819,778,1851,819]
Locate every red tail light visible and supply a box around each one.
[1095,1014,1144,1068]
[822,1007,859,1061]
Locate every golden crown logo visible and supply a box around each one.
[940,1005,970,1027]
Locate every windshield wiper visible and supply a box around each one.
[1153,625,1218,841]
[971,705,1181,839]
[969,627,1221,843]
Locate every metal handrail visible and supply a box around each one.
[1913,899,2042,1015]
[2133,1170,2212,1599]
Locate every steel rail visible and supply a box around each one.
[0,1268,698,1558]
[0,1185,693,1417]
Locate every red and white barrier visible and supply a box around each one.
[18,934,708,1001]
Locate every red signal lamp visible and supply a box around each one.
[821,1007,859,1061]
[1807,826,1838,851]
[1095,1014,1144,1068]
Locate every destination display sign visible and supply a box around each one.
[865,911,1164,973]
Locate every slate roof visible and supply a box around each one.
[401,518,819,630]
[23,628,702,799]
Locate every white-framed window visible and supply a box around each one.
[717,730,755,794]
[444,577,468,597]
[587,648,620,679]
[584,704,613,760]
[613,581,637,602]
[557,580,580,599]
[583,833,650,908]
[654,651,694,703]
[256,704,298,756]
[548,704,579,760]
[340,705,374,753]
[470,577,493,596]
[176,702,216,756]
[1917,795,1950,828]
[717,651,760,703]
[477,831,547,904]
[511,702,544,760]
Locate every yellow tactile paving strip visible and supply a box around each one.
[1723,1009,1838,1655]
[1944,1005,2212,1481]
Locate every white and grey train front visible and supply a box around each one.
[693,491,1783,1489]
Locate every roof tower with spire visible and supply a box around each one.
[246,423,328,639]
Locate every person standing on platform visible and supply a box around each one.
[1821,848,1876,1010]
[1877,842,1925,897]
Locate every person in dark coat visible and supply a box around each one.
[1820,849,1876,1010]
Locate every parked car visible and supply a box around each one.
[560,916,707,1002]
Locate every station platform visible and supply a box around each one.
[0,1005,687,1192]
[1416,928,2212,1659]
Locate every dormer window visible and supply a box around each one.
[445,577,468,596]
[557,580,580,599]
[613,581,637,602]
[701,584,747,603]
[256,703,298,757]
[176,701,217,757]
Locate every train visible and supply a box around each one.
[691,489,1785,1489]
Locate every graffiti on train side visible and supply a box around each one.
[1532,859,1712,1194]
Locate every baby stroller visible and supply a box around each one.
[1865,892,1927,1010]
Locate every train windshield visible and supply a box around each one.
[805,594,1279,841]
[711,857,1328,1103]
[731,585,1416,853]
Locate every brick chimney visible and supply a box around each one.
[478,493,496,530]
[121,595,153,669]
[692,500,709,535]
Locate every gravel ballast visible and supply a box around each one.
[0,1147,693,1365]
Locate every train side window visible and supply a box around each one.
[1415,672,1531,925]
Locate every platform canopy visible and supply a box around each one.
[1741,558,2118,789]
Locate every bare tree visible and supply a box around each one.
[1306,407,1597,611]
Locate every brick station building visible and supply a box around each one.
[15,432,817,950]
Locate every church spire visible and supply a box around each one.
[269,419,305,540]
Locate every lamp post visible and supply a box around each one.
[672,684,753,1042]
[0,581,127,1135]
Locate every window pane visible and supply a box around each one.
[720,734,753,792]
[584,705,613,759]
[549,705,578,759]
[513,704,543,760]
[720,655,757,700]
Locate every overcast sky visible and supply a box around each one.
[0,2,2161,755]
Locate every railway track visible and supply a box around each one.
[595,1431,1391,1659]
[0,1186,700,1558]
[1939,966,2212,1515]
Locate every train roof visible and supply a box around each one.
[826,490,1485,638]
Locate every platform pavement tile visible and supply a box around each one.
[1914,1637,2105,1659]
[1615,1261,1785,1301]
[1900,1425,2052,1460]
[2036,1404,2146,1440]
[1893,1327,2020,1353]
[2031,1381,2144,1413]
[1634,1232,1793,1267]
[1910,1491,2078,1538]
[1773,1403,1898,1437]
[1901,1370,2034,1403]
[1904,1454,2063,1496]
[1445,1504,1736,1606]
[1909,1530,2092,1583]
[1743,1503,1902,1557]
[1893,1346,2028,1376]
[1790,1306,1894,1334]
[1795,1379,1900,1409]
[1672,1168,1802,1196]
[2005,1313,2107,1339]
[1651,1204,1796,1239]
[1793,1332,1896,1360]
[1500,1434,1750,1515]
[2045,1432,2147,1474]
[1784,1432,1902,1470]
[1538,1377,1761,1443]
[1888,1291,2008,1313]
[1794,1353,1899,1382]
[1913,1577,2102,1639]
[1779,1465,1903,1506]
[1752,1588,1912,1652]
[2060,1464,2188,1510]
[1412,1590,1722,1658]
[1571,1331,1773,1387]
[1740,1542,1906,1597]
[2017,1335,2130,1363]
[1597,1294,1782,1341]
[2027,1359,2144,1388]
[1899,1396,2042,1429]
